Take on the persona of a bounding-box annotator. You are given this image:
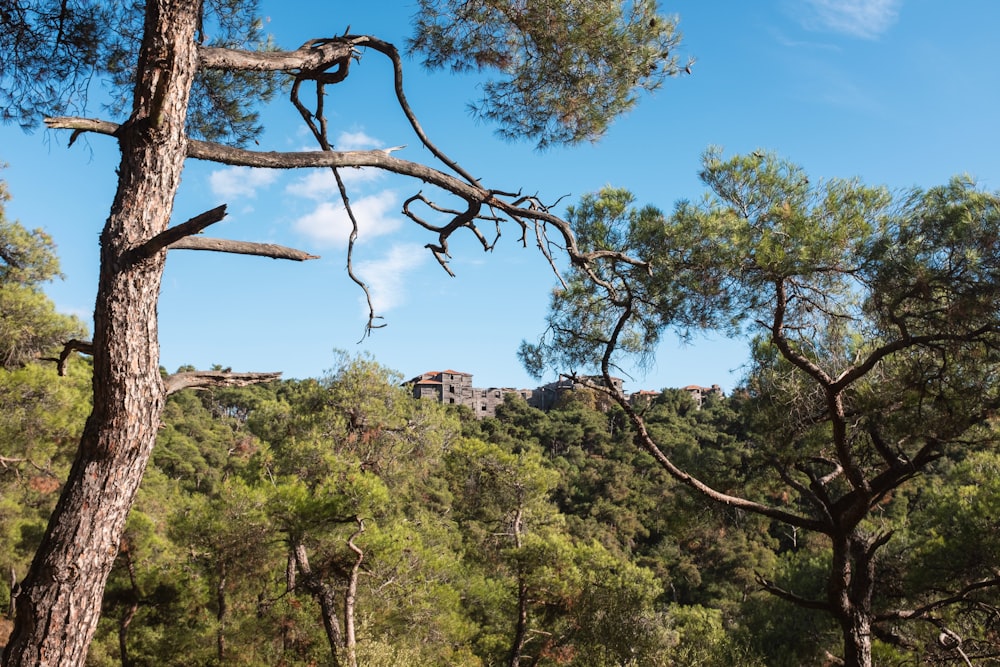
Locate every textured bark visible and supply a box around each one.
[343,520,364,667]
[507,507,528,667]
[1,1,200,664]
[293,541,343,667]
[829,534,878,667]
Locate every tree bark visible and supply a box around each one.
[344,519,365,667]
[508,506,528,667]
[829,533,878,667]
[292,541,343,667]
[217,561,227,664]
[1,1,200,664]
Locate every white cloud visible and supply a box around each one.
[802,0,901,39]
[293,190,401,248]
[355,243,428,314]
[336,130,381,151]
[208,166,278,199]
[285,129,390,198]
[286,167,383,200]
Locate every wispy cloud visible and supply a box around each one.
[801,0,901,39]
[292,190,401,248]
[285,128,389,199]
[209,167,279,199]
[285,167,383,200]
[335,130,381,151]
[355,243,428,314]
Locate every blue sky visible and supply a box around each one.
[2,0,999,393]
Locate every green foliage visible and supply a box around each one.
[409,0,685,149]
[1,0,279,144]
[0,173,86,367]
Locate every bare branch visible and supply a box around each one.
[132,205,227,260]
[167,237,318,261]
[163,370,281,396]
[756,573,834,612]
[198,38,355,73]
[289,74,383,337]
[599,300,825,531]
[878,576,1000,624]
[41,339,94,376]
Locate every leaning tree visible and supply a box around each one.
[522,151,1000,667]
[0,0,686,663]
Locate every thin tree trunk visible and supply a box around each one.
[508,506,528,667]
[1,2,199,664]
[217,561,227,664]
[344,519,365,667]
[293,541,343,667]
[508,577,530,667]
[118,544,141,667]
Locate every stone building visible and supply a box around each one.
[407,370,536,418]
[407,370,631,418]
[408,370,724,418]
[682,384,724,408]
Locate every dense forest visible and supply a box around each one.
[2,168,1000,663]
[4,350,1000,666]
[2,2,1000,663]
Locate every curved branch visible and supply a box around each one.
[163,370,281,396]
[599,297,823,530]
[43,338,94,376]
[43,117,645,268]
[351,36,479,185]
[198,38,355,73]
[878,576,1000,623]
[288,74,383,337]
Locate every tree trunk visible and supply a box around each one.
[1,2,199,664]
[118,545,141,667]
[217,561,227,664]
[344,519,365,667]
[293,541,343,667]
[839,611,872,667]
[830,534,877,667]
[508,506,528,667]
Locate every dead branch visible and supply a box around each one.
[44,339,94,376]
[288,74,382,337]
[755,573,834,612]
[878,576,1000,623]
[163,370,281,396]
[198,38,355,73]
[132,205,227,259]
[167,237,318,261]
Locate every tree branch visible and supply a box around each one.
[198,38,355,73]
[878,576,1000,623]
[755,573,834,612]
[167,237,318,261]
[41,338,94,376]
[132,205,227,260]
[163,370,281,396]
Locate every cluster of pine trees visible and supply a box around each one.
[4,349,1000,666]
[5,142,1000,663]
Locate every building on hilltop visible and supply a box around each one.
[407,370,536,418]
[683,384,724,409]
[407,370,724,417]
